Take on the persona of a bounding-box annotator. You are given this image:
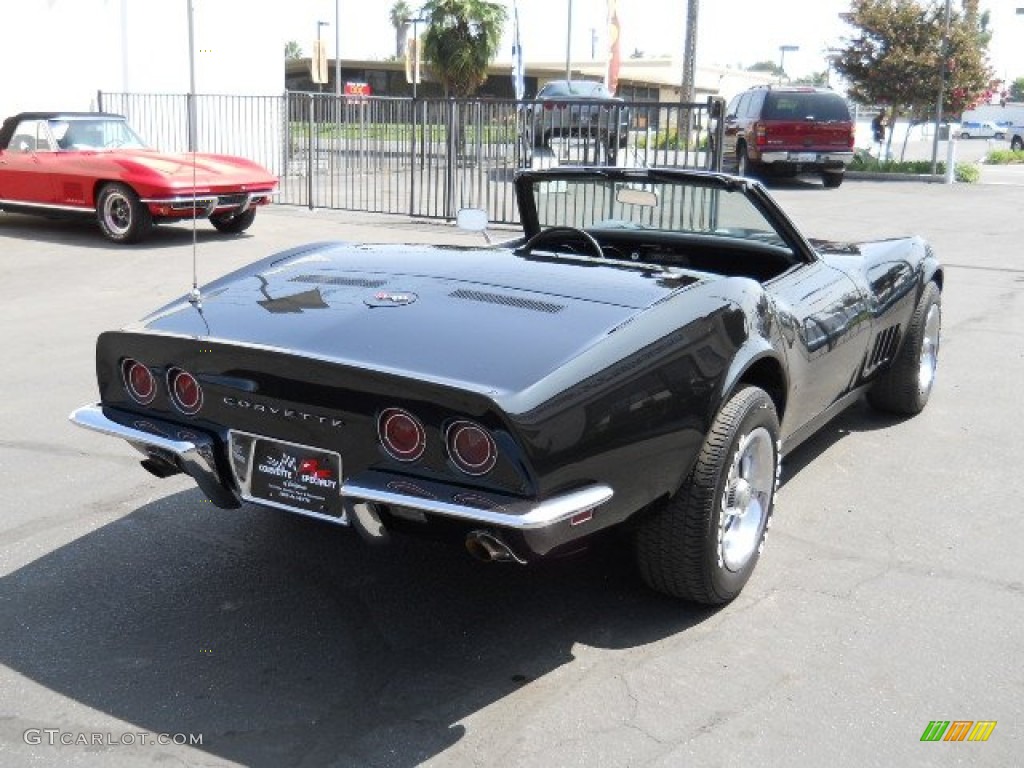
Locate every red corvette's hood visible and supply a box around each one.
[100,150,276,188]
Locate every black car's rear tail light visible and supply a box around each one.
[446,420,497,476]
[167,367,203,415]
[121,358,156,405]
[378,408,426,462]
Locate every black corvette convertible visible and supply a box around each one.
[71,168,942,604]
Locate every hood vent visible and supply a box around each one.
[290,274,387,288]
[450,288,564,314]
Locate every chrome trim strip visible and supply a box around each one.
[340,480,613,531]
[0,198,91,212]
[139,191,273,217]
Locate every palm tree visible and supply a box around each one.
[389,1,412,59]
[284,41,303,61]
[421,0,507,97]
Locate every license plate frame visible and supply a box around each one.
[229,431,346,523]
[796,152,818,163]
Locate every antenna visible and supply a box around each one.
[186,0,201,308]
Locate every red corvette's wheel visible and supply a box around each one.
[210,208,256,234]
[96,182,152,244]
[634,386,780,604]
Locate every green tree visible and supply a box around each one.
[1010,77,1024,102]
[834,0,991,120]
[389,1,412,60]
[794,70,829,87]
[421,0,507,97]
[747,60,782,77]
[284,40,303,61]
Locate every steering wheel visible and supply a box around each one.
[520,226,605,259]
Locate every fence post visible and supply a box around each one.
[307,93,315,210]
[709,96,725,172]
[444,99,457,219]
[409,97,417,217]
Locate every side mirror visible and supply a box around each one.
[456,207,492,244]
[456,207,488,231]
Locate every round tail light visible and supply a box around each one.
[121,358,156,405]
[167,367,203,415]
[378,408,426,462]
[446,421,497,476]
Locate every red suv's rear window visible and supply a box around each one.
[763,93,850,122]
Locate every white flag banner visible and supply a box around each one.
[512,2,525,100]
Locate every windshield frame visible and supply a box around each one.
[514,167,818,265]
[47,116,149,151]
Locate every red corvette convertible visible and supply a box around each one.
[0,112,277,243]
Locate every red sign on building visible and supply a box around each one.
[344,82,371,98]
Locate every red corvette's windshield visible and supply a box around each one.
[48,117,148,151]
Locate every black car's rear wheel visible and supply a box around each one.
[210,208,257,234]
[96,182,152,243]
[635,386,780,604]
[868,282,941,415]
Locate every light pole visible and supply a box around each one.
[335,1,341,97]
[316,20,330,93]
[778,45,799,83]
[930,0,952,175]
[405,16,426,99]
[824,49,842,88]
[566,0,573,82]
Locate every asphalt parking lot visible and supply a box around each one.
[1,175,1022,767]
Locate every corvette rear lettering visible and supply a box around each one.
[222,396,343,428]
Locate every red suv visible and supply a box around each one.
[721,86,855,188]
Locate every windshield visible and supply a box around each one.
[48,118,148,151]
[538,81,610,99]
[529,175,789,248]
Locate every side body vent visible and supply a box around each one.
[449,288,565,314]
[864,324,902,375]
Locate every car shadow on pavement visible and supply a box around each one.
[780,399,912,486]
[0,490,715,766]
[0,213,252,250]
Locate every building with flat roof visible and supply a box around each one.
[285,57,775,103]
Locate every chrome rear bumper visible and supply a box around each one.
[69,404,613,543]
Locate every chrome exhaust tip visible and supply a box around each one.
[465,530,526,565]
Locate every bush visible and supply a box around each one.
[955,163,980,183]
[849,152,979,183]
[635,130,708,151]
[985,149,1024,165]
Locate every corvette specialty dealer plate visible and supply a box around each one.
[246,436,344,520]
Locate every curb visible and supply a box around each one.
[845,171,948,183]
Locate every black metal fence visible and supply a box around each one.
[98,91,725,225]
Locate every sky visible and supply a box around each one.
[286,0,1024,85]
